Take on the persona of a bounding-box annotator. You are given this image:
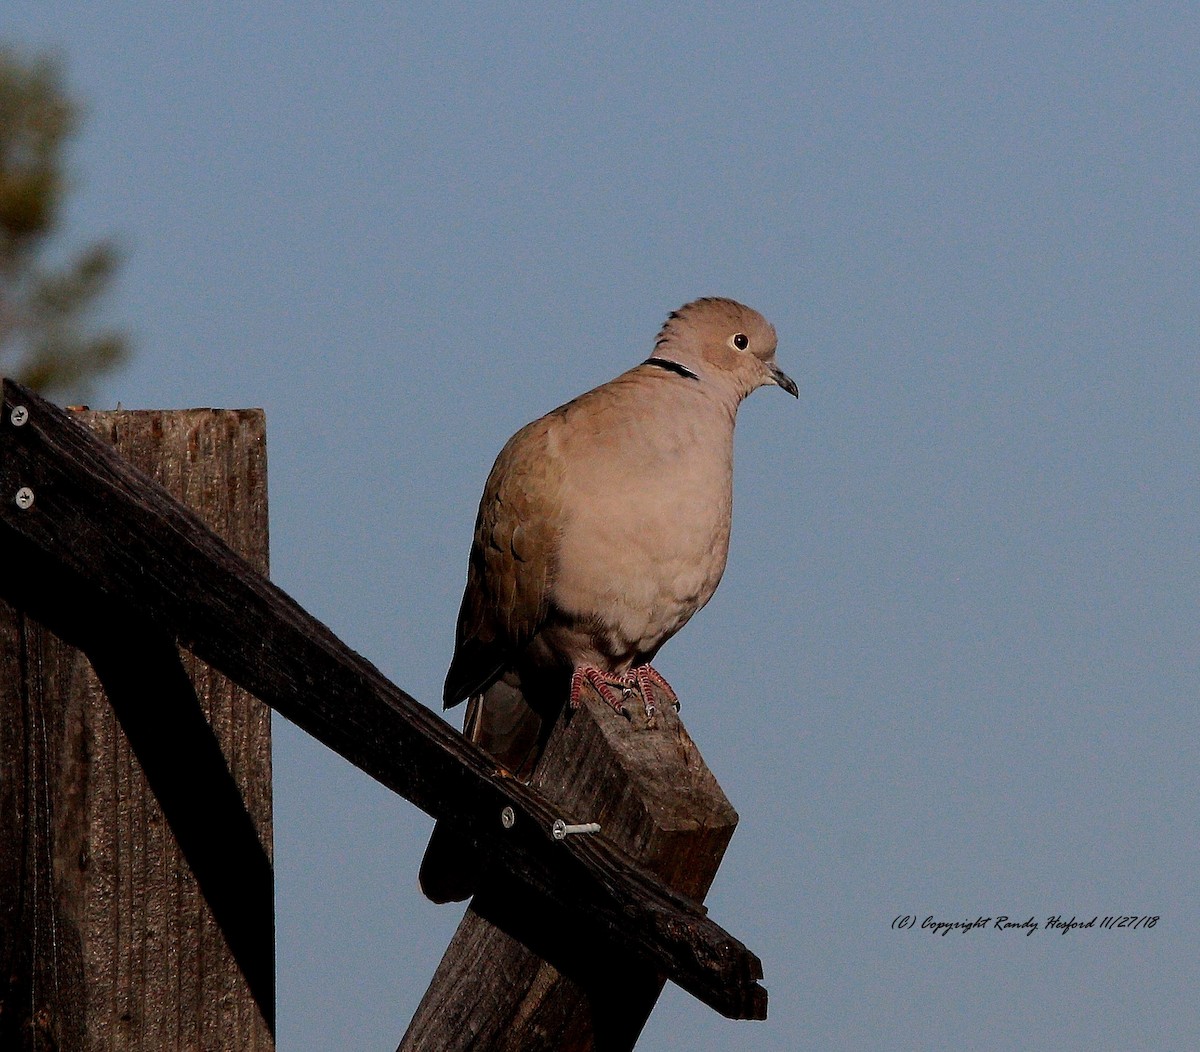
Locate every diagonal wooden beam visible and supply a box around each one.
[0,379,767,1022]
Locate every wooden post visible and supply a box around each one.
[0,409,274,1050]
[399,691,740,1052]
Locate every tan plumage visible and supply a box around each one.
[420,297,796,902]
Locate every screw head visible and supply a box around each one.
[14,487,34,510]
[551,819,567,841]
[500,806,515,830]
[10,405,29,427]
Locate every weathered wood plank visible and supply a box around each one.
[0,405,273,1049]
[398,690,744,1051]
[0,379,767,1020]
[0,597,89,1049]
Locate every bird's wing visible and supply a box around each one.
[442,415,565,707]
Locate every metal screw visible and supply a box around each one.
[15,487,34,510]
[500,806,515,829]
[10,405,28,427]
[551,819,601,841]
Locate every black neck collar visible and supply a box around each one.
[643,357,700,381]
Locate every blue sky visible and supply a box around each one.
[7,4,1198,1049]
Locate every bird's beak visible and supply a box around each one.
[768,362,799,398]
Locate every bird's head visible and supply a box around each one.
[652,297,798,403]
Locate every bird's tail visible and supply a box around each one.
[418,677,548,903]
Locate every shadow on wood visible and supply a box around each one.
[399,689,746,1051]
[89,615,276,1027]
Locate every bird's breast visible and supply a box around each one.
[547,400,734,663]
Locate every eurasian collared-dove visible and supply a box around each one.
[419,297,796,902]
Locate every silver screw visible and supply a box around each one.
[14,487,34,510]
[551,819,601,841]
[10,405,28,427]
[500,806,515,829]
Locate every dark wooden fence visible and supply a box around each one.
[0,379,766,1050]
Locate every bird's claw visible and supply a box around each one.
[570,665,630,716]
[631,664,677,717]
[570,664,678,724]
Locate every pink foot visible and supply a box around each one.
[630,664,679,717]
[569,665,631,714]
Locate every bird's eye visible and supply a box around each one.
[730,333,749,351]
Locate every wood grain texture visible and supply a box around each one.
[0,403,273,1050]
[398,692,745,1052]
[0,379,766,1021]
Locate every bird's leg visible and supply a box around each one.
[630,665,680,715]
[569,665,631,715]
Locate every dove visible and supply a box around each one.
[419,297,796,902]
